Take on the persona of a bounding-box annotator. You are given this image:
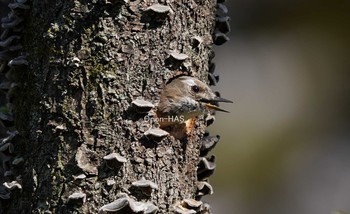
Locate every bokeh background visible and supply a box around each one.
[1,0,350,213]
[208,0,350,213]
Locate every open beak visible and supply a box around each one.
[200,97,233,113]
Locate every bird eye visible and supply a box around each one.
[191,85,200,93]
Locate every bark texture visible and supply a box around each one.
[1,0,219,213]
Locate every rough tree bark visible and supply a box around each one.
[0,0,229,213]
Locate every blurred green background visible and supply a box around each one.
[208,0,350,213]
[1,0,350,213]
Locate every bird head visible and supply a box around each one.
[157,76,232,122]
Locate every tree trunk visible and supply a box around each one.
[0,0,229,213]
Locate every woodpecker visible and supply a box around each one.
[157,76,232,137]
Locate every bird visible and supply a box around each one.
[156,76,232,138]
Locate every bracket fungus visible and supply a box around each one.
[213,0,230,47]
[144,128,169,142]
[217,3,228,14]
[208,72,219,86]
[0,186,11,199]
[144,3,173,26]
[103,152,127,170]
[144,203,159,214]
[1,15,24,29]
[209,50,215,61]
[216,16,231,34]
[197,155,216,180]
[132,98,155,113]
[196,181,214,198]
[166,50,189,61]
[3,180,22,190]
[7,55,28,67]
[99,195,158,214]
[0,112,14,127]
[213,32,230,46]
[145,4,173,14]
[75,145,98,175]
[0,35,20,47]
[4,170,14,177]
[73,174,87,181]
[208,62,215,74]
[1,130,18,144]
[191,36,203,48]
[200,135,220,157]
[0,143,14,153]
[1,28,9,40]
[0,63,6,73]
[131,177,158,196]
[67,192,87,204]
[11,156,24,166]
[8,2,31,10]
[181,198,203,210]
[174,204,196,214]
[205,115,215,127]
